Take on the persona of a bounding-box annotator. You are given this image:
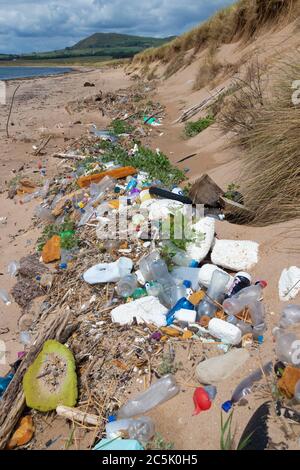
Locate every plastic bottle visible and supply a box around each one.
[106,416,155,443]
[275,330,300,365]
[139,251,160,282]
[280,305,300,328]
[223,282,267,316]
[222,362,273,412]
[150,259,177,308]
[117,275,138,298]
[197,270,230,319]
[117,375,180,419]
[248,300,267,339]
[7,261,20,278]
[226,272,252,298]
[162,241,197,268]
[0,288,11,306]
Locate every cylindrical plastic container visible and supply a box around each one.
[106,416,155,443]
[280,305,300,328]
[275,330,300,365]
[208,318,242,345]
[139,251,160,282]
[117,375,180,419]
[197,270,230,319]
[150,259,177,308]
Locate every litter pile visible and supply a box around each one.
[0,84,300,451]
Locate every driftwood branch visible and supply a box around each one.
[56,406,101,427]
[34,135,52,156]
[0,311,73,449]
[6,84,21,138]
[52,153,86,161]
[174,87,226,123]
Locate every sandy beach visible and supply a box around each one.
[0,64,299,450]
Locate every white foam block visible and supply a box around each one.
[279,266,300,301]
[211,239,259,271]
[111,296,168,327]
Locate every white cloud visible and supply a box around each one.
[0,0,234,53]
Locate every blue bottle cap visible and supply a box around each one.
[189,260,199,268]
[183,280,192,289]
[108,415,117,423]
[36,275,41,281]
[222,400,233,413]
[257,336,264,344]
[59,263,68,270]
[80,208,85,214]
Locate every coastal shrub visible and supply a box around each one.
[184,115,214,138]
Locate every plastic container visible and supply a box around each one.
[275,330,300,365]
[117,375,180,419]
[198,264,234,290]
[197,270,230,319]
[139,251,160,282]
[280,305,300,328]
[208,318,242,345]
[7,261,20,278]
[116,275,138,298]
[223,283,266,316]
[172,267,201,291]
[150,259,177,308]
[0,288,11,306]
[222,362,273,412]
[226,272,252,298]
[106,417,155,443]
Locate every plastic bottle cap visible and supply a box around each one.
[256,280,268,288]
[108,415,117,423]
[183,280,192,289]
[59,263,68,270]
[189,260,199,268]
[222,401,233,413]
[257,336,264,344]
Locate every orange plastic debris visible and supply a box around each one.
[77,167,137,188]
[42,235,61,264]
[189,291,205,306]
[7,416,35,449]
[108,200,120,210]
[278,365,300,399]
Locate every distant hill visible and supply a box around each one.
[0,33,175,62]
[70,32,174,51]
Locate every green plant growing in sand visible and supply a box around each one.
[37,218,79,252]
[224,183,241,201]
[220,411,253,450]
[101,143,185,186]
[158,353,183,376]
[184,115,214,138]
[109,119,134,135]
[147,433,174,451]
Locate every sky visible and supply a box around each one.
[0,0,234,54]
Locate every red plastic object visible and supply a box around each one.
[193,387,212,416]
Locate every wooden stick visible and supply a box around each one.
[56,406,101,427]
[52,153,86,161]
[6,84,21,138]
[0,311,73,449]
[34,135,52,156]
[174,87,226,123]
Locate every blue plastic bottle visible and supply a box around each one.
[166,297,195,326]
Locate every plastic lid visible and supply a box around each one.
[108,415,117,423]
[189,260,199,268]
[183,280,192,289]
[255,280,268,288]
[222,400,233,413]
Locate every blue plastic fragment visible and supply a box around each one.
[0,373,14,399]
[108,415,117,423]
[59,263,68,270]
[257,336,264,345]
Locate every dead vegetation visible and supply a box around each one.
[133,0,296,69]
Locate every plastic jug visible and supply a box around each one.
[197,269,230,319]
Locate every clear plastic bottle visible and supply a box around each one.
[7,261,20,277]
[117,375,180,419]
[117,274,138,298]
[150,259,177,308]
[248,300,267,338]
[280,305,300,328]
[275,330,300,365]
[223,282,266,316]
[139,251,160,282]
[222,362,273,411]
[197,269,230,319]
[0,288,11,306]
[106,417,155,443]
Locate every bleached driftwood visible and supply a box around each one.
[52,153,86,161]
[174,87,226,123]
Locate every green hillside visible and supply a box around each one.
[0,33,175,62]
